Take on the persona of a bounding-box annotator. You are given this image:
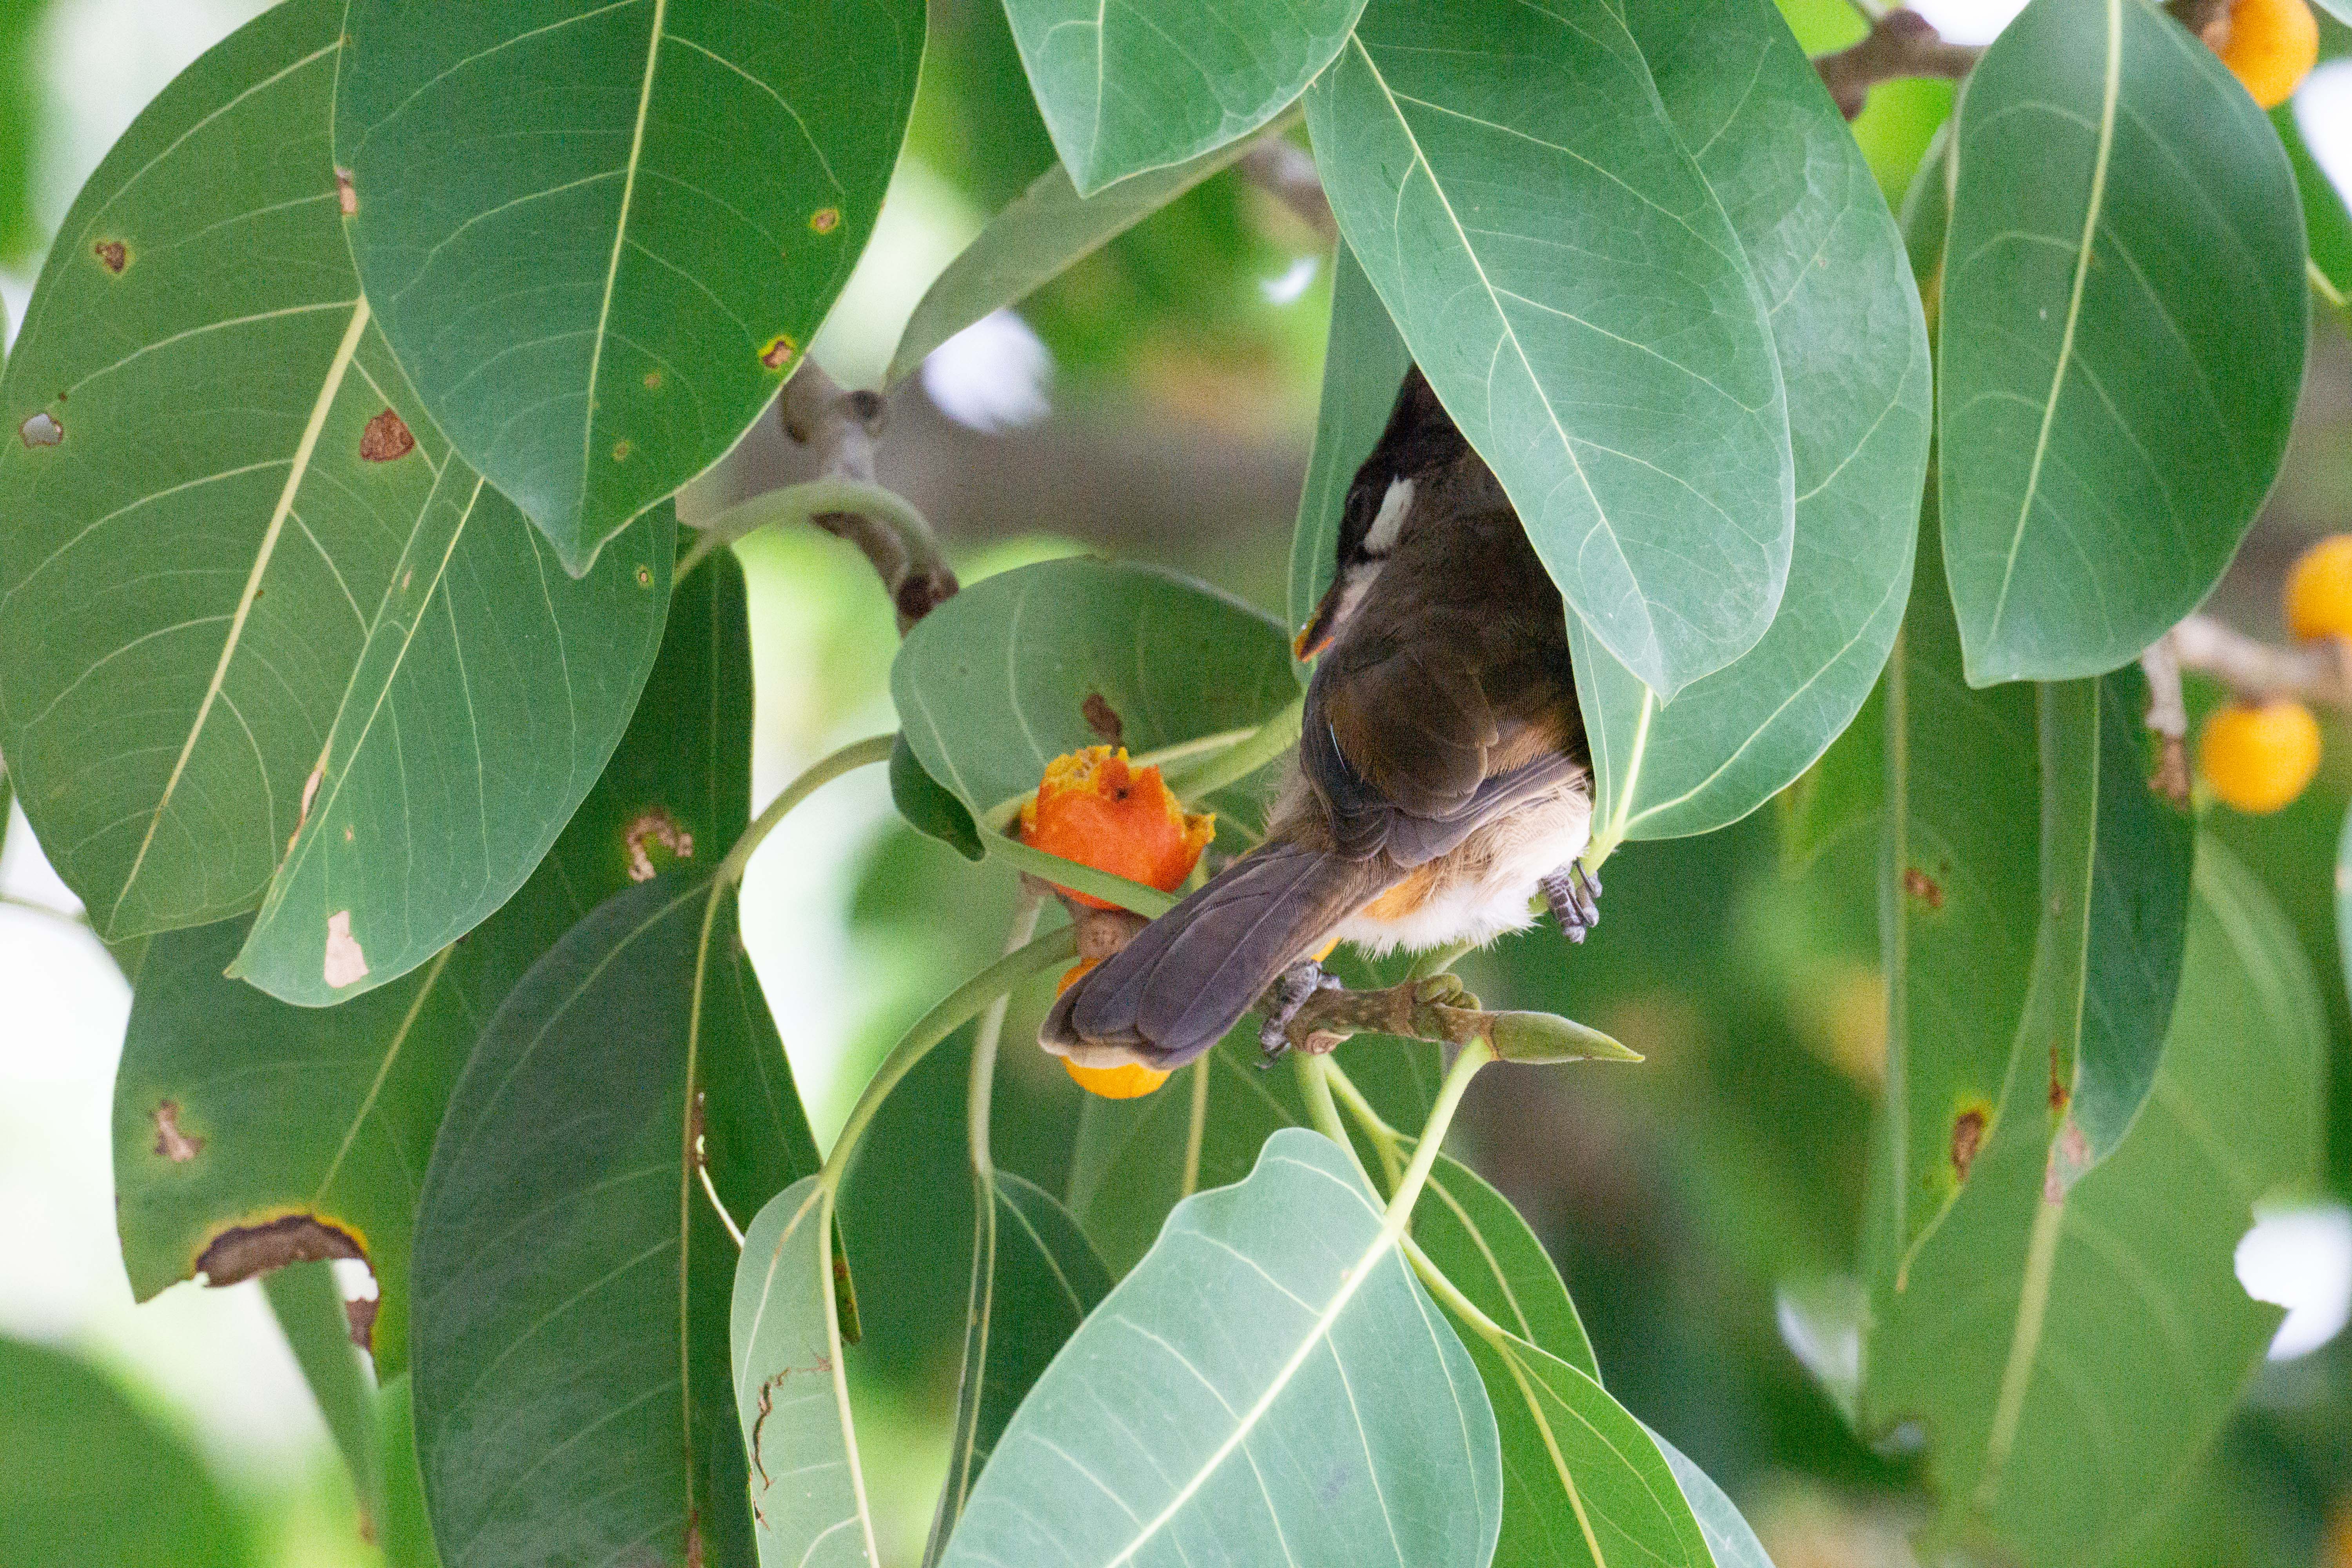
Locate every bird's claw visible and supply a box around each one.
[1541,860,1603,944]
[1256,959,1343,1063]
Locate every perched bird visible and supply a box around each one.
[1042,367,1601,1073]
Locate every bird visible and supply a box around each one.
[1041,366,1601,1074]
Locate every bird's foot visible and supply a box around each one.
[1257,959,1344,1063]
[1540,860,1603,944]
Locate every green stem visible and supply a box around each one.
[1163,696,1303,802]
[966,890,1045,1178]
[979,829,1179,918]
[720,734,897,884]
[0,893,87,930]
[819,925,1078,1197]
[677,478,940,581]
[1295,1056,1376,1192]
[1402,1232,1508,1348]
[1406,941,1476,981]
[1377,1041,1493,1241]
[1320,1057,1407,1191]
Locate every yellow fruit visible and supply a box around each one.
[2198,698,2322,813]
[1018,746,1214,910]
[2210,0,2318,109]
[1062,1058,1172,1099]
[2285,534,2352,641]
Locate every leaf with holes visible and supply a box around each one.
[1858,843,2323,1566]
[0,0,671,999]
[1937,0,2305,684]
[0,1336,258,1568]
[733,1176,875,1568]
[1305,0,1794,699]
[939,1128,1500,1567]
[923,1174,1113,1563]
[890,557,1297,835]
[1288,238,1412,652]
[334,0,922,572]
[114,552,751,1377]
[412,870,817,1568]
[1001,0,1364,194]
[888,138,1259,386]
[1572,0,1929,849]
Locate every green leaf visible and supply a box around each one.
[412,872,817,1568]
[1450,1332,1709,1568]
[1860,842,2325,1566]
[1647,1427,1774,1568]
[113,551,753,1377]
[334,0,921,572]
[1414,1153,1596,1383]
[377,1376,445,1568]
[891,557,1297,827]
[939,1128,1502,1567]
[0,1335,256,1568]
[1287,237,1412,648]
[0,0,672,991]
[1001,0,1363,194]
[265,1261,385,1537]
[891,733,982,862]
[733,1177,876,1568]
[1305,0,1795,699]
[924,1173,1114,1564]
[2279,103,2352,295]
[1576,0,1929,849]
[1776,682,1884,875]
[1867,497,2040,1282]
[887,140,1258,385]
[1937,0,2306,684]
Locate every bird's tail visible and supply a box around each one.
[1041,840,1395,1071]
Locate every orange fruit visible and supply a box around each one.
[2285,534,2352,642]
[2210,0,2318,109]
[1018,746,1213,910]
[2198,698,2322,813]
[1062,1058,1172,1098]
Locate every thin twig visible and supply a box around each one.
[2139,638,2192,808]
[779,362,959,631]
[2163,614,2352,710]
[1813,9,1982,119]
[1276,972,1638,1064]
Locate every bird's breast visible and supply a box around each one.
[1329,780,1593,956]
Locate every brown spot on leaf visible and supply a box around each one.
[359,408,415,462]
[642,369,662,390]
[335,166,356,216]
[809,207,840,234]
[2049,1045,2069,1111]
[635,564,653,589]
[196,1214,364,1287]
[684,1515,704,1568]
[93,240,127,274]
[324,910,368,988]
[611,438,632,461]
[760,334,797,371]
[1902,866,1943,910]
[18,411,61,447]
[1082,693,1124,746]
[832,1248,862,1345]
[343,1293,379,1351]
[152,1100,203,1162]
[1951,1107,1989,1181]
[624,808,694,882]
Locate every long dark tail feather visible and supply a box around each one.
[1042,840,1394,1071]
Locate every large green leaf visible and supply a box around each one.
[1648,1428,1774,1568]
[0,1335,256,1568]
[1860,843,2325,1566]
[1937,0,2305,684]
[0,0,671,993]
[412,872,817,1568]
[1002,0,1363,194]
[265,1261,385,1537]
[334,0,922,572]
[1287,238,1412,647]
[887,139,1258,385]
[1414,1153,1596,1384]
[923,1173,1114,1564]
[113,552,751,1376]
[732,1177,876,1568]
[939,1128,1502,1567]
[1866,499,2039,1287]
[1577,0,1930,849]
[378,1377,446,1568]
[1305,0,1794,699]
[891,557,1296,828]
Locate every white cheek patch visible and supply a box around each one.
[1363,476,1414,555]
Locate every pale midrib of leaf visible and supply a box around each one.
[1882,627,1914,1256]
[1974,1188,2065,1512]
[1496,1343,1612,1567]
[310,941,455,1203]
[112,296,371,931]
[1423,1170,1537,1342]
[1980,0,2123,648]
[582,0,666,503]
[1343,34,1653,675]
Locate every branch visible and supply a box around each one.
[2163,614,2352,710]
[1813,9,1983,118]
[1275,973,1639,1065]
[777,361,959,632]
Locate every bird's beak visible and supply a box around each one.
[1294,577,1347,661]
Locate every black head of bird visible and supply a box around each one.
[1042,366,1603,1074]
